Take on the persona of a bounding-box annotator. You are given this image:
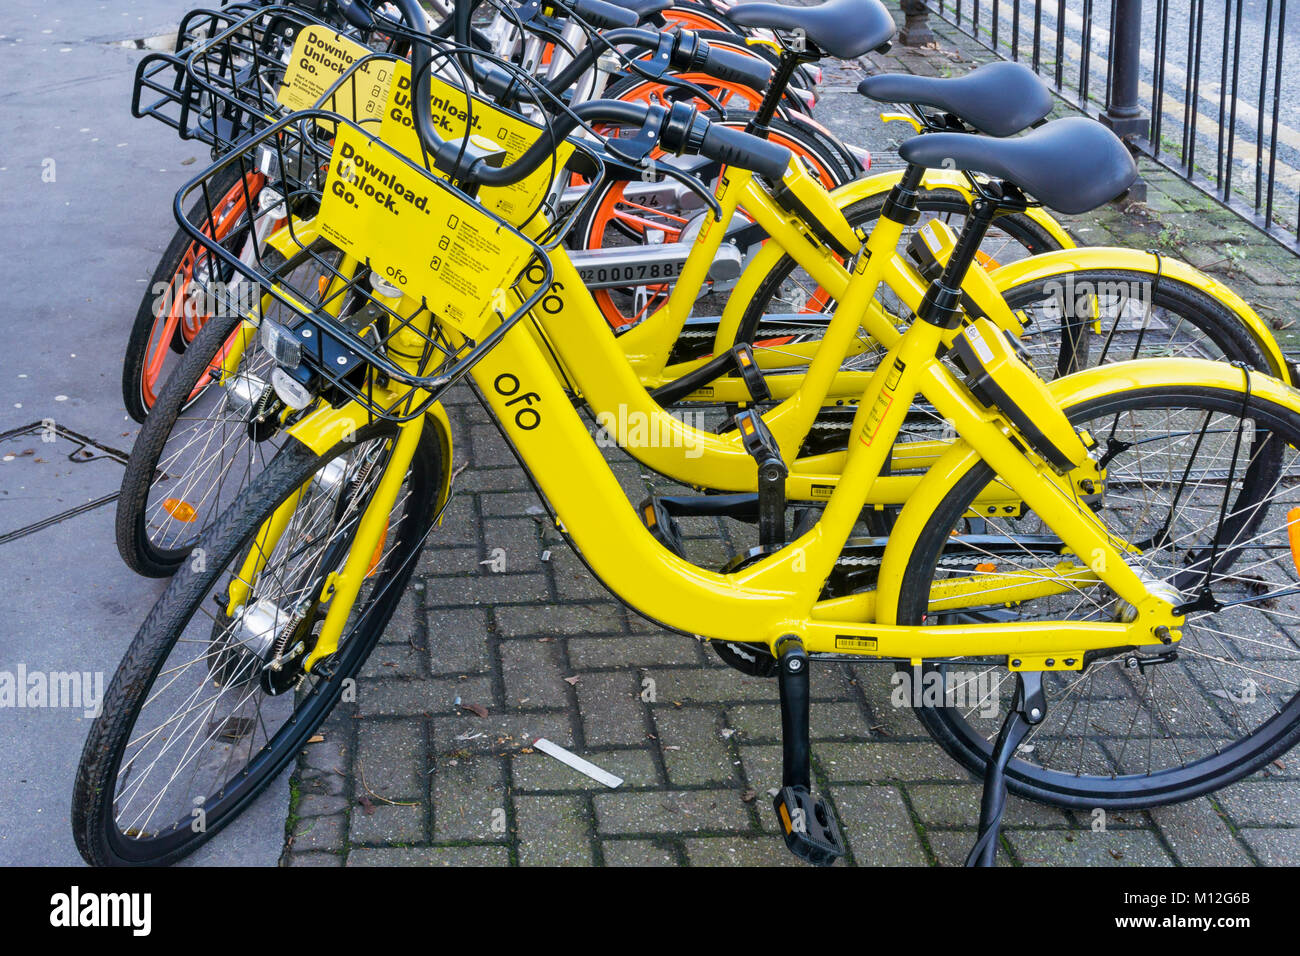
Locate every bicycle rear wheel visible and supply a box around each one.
[574,113,854,331]
[737,188,1060,355]
[896,379,1300,809]
[122,166,265,422]
[75,421,441,866]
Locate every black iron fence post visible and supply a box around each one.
[899,0,935,47]
[1098,0,1149,201]
[1100,0,1150,138]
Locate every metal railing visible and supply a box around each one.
[912,0,1300,255]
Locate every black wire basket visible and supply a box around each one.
[172,110,568,423]
[131,4,395,153]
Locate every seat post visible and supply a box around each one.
[746,49,805,135]
[916,194,998,329]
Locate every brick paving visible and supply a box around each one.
[281,10,1300,866]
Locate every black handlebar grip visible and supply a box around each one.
[699,44,774,91]
[571,0,641,29]
[699,123,791,179]
[335,0,376,30]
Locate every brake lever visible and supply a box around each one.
[599,108,722,220]
[643,74,727,119]
[651,159,722,220]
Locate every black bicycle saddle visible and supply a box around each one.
[858,61,1053,137]
[897,116,1137,214]
[727,0,896,60]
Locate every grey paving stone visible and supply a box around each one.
[286,851,345,867]
[601,839,680,866]
[1007,828,1176,866]
[511,748,661,791]
[924,830,981,868]
[433,712,574,755]
[346,845,512,866]
[479,491,545,516]
[1239,828,1300,865]
[355,675,494,717]
[738,745,783,811]
[454,466,531,493]
[289,814,346,853]
[433,755,508,842]
[594,789,753,834]
[685,837,805,867]
[646,668,779,704]
[500,638,571,709]
[359,640,426,680]
[469,424,517,467]
[377,590,421,646]
[833,785,928,866]
[1150,798,1253,866]
[906,784,1070,829]
[569,634,702,668]
[424,606,491,674]
[1217,781,1300,826]
[349,802,425,846]
[295,791,350,819]
[299,734,348,776]
[816,741,974,783]
[495,603,625,637]
[417,546,481,576]
[353,720,425,801]
[653,706,739,787]
[436,571,551,606]
[481,517,543,562]
[515,795,594,866]
[576,670,648,746]
[297,765,347,797]
[727,701,869,743]
[548,548,613,602]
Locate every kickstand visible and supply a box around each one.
[965,670,1045,867]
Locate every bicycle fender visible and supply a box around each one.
[873,357,1300,624]
[285,400,455,523]
[988,248,1291,384]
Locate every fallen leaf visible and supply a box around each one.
[458,701,489,718]
[563,675,580,685]
[307,733,325,744]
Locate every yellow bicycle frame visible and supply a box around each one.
[270,220,1264,674]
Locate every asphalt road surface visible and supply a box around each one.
[0,0,289,867]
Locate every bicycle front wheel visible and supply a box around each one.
[896,378,1300,809]
[75,422,442,866]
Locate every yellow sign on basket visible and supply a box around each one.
[277,26,395,124]
[380,62,575,225]
[318,124,534,341]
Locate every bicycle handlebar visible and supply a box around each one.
[566,0,641,30]
[389,0,790,187]
[672,32,774,90]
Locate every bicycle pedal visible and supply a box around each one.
[732,344,771,403]
[734,410,787,548]
[639,497,686,558]
[773,785,844,866]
